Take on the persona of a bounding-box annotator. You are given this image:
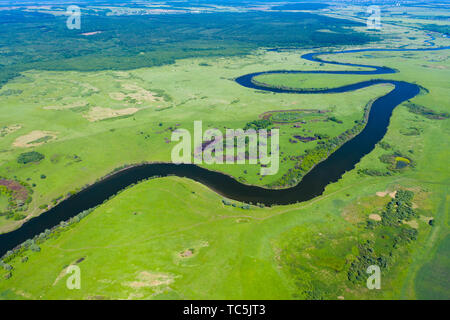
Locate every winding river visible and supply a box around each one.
[0,45,449,257]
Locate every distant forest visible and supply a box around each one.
[272,3,329,10]
[0,9,377,87]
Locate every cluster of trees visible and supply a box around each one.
[222,199,251,210]
[405,102,450,120]
[243,119,272,131]
[21,239,40,252]
[348,240,388,284]
[327,116,343,124]
[17,151,45,164]
[348,190,419,283]
[357,168,392,177]
[366,190,417,230]
[0,260,14,280]
[380,190,416,226]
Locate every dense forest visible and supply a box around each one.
[0,9,377,87]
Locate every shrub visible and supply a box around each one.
[13,213,26,221]
[17,151,45,164]
[378,141,392,150]
[244,119,272,131]
[30,244,41,252]
[328,116,343,124]
[3,263,13,271]
[406,102,450,120]
[22,239,33,248]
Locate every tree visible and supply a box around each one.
[30,244,41,252]
[17,151,45,164]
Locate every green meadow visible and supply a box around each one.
[0,45,448,299]
[0,157,446,299]
[0,49,394,232]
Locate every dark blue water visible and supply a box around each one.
[0,45,449,257]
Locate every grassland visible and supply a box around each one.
[0,49,395,232]
[253,72,370,91]
[415,234,450,299]
[0,160,446,299]
[0,44,448,299]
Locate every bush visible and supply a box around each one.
[22,239,33,248]
[17,151,45,164]
[378,141,392,150]
[328,116,343,124]
[3,263,13,271]
[13,213,26,221]
[30,244,41,252]
[244,119,272,131]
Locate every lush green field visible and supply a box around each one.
[1,45,448,298]
[0,48,394,232]
[253,72,373,91]
[0,161,446,299]
[415,233,450,300]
